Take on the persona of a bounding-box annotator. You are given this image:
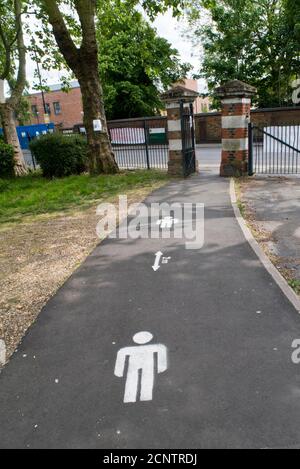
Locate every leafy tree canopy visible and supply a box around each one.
[185,0,300,108]
[284,0,300,46]
[97,0,191,119]
[0,0,23,83]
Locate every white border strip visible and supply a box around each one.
[222,116,248,129]
[230,179,300,313]
[168,120,181,132]
[169,139,182,151]
[222,138,248,151]
[222,98,251,104]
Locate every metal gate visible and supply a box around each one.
[180,101,196,177]
[108,117,168,170]
[248,123,300,175]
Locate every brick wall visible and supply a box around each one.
[195,107,300,144]
[26,87,83,129]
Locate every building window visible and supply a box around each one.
[45,103,51,115]
[53,102,61,115]
[31,105,38,116]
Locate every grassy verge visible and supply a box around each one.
[288,279,300,295]
[0,170,169,225]
[0,169,169,362]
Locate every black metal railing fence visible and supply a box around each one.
[249,123,300,175]
[108,116,168,170]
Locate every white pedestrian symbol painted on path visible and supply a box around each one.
[114,332,168,403]
[156,216,179,229]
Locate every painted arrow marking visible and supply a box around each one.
[152,251,163,272]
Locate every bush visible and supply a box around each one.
[30,133,88,178]
[0,141,14,177]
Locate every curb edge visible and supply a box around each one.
[230,178,300,313]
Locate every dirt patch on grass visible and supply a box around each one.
[0,184,165,363]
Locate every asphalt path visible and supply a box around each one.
[0,173,300,449]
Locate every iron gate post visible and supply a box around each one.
[190,103,196,173]
[143,120,151,170]
[248,122,254,176]
[161,86,199,177]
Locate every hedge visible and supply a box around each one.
[30,133,88,178]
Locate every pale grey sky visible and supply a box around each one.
[152,11,198,68]
[23,8,204,93]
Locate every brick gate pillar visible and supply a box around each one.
[216,80,256,177]
[161,86,199,177]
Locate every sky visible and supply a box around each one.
[151,11,207,93]
[23,8,205,94]
[151,10,199,70]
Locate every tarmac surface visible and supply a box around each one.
[0,170,300,449]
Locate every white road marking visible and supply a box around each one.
[114,332,168,403]
[162,257,171,265]
[152,251,163,271]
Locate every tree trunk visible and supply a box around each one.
[0,102,27,176]
[41,0,119,175]
[78,70,118,175]
[0,0,28,176]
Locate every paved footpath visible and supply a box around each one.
[1,173,300,449]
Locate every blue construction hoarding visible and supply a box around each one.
[0,123,55,150]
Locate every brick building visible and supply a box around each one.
[24,78,213,130]
[180,79,211,114]
[25,81,83,129]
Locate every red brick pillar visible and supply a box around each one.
[161,86,198,177]
[216,80,256,177]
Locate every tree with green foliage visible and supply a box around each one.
[186,0,300,108]
[0,0,28,175]
[35,0,119,175]
[33,0,186,175]
[14,94,31,126]
[97,1,191,120]
[284,0,300,49]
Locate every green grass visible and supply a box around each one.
[237,200,246,217]
[0,170,169,224]
[288,279,300,295]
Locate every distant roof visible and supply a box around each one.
[29,80,80,95]
[161,85,199,103]
[48,81,80,91]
